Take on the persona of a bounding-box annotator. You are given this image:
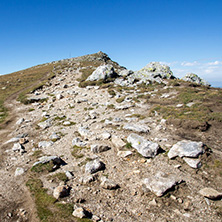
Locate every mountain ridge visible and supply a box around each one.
[0,51,221,222]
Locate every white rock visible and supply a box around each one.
[16,118,25,125]
[183,157,202,168]
[199,188,222,200]
[85,159,105,174]
[101,132,111,140]
[91,144,111,153]
[86,64,116,81]
[168,140,204,159]
[72,137,87,147]
[123,123,150,133]
[143,171,182,196]
[15,167,25,176]
[72,207,87,218]
[79,174,94,184]
[53,185,70,199]
[12,143,23,152]
[117,151,133,158]
[127,133,159,158]
[63,121,71,126]
[38,141,54,148]
[111,135,125,148]
[100,176,119,190]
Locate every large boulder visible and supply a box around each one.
[127,133,159,158]
[132,62,175,84]
[182,73,210,86]
[86,64,117,81]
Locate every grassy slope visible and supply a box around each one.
[0,63,57,124]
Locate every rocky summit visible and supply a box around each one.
[0,51,222,222]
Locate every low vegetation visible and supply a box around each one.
[0,63,57,124]
[26,177,74,222]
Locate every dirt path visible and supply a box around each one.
[0,92,38,222]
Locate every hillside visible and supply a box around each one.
[0,52,222,222]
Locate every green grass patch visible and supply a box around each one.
[28,108,35,112]
[116,96,126,103]
[31,161,55,173]
[26,177,74,222]
[108,89,116,96]
[71,145,86,159]
[48,172,68,183]
[32,150,43,158]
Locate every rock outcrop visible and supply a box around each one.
[182,73,210,86]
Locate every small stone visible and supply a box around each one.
[15,167,25,176]
[117,151,132,158]
[53,185,70,199]
[101,132,111,140]
[170,195,177,200]
[111,135,125,148]
[85,159,105,174]
[16,118,25,125]
[56,94,64,100]
[50,132,60,141]
[79,174,94,184]
[91,144,111,153]
[177,198,183,203]
[63,121,71,126]
[12,143,24,152]
[100,176,119,190]
[92,215,101,221]
[72,137,87,147]
[199,187,222,200]
[149,198,157,206]
[65,171,74,179]
[72,207,87,218]
[38,141,54,148]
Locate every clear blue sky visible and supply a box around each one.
[0,0,222,87]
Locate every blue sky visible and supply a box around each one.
[0,0,222,87]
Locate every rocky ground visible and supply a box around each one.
[0,52,222,222]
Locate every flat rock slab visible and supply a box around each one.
[117,150,133,158]
[123,123,150,133]
[143,171,183,196]
[199,188,222,200]
[127,133,159,158]
[168,140,204,159]
[38,141,54,148]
